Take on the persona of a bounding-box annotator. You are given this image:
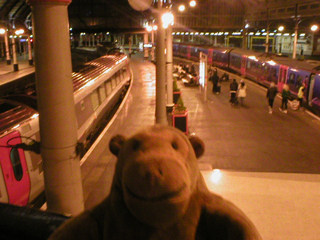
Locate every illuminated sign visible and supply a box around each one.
[199,52,208,102]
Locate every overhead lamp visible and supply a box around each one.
[311,25,318,32]
[178,4,185,12]
[162,12,174,28]
[189,0,196,7]
[15,29,24,35]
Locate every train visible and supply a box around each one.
[173,43,320,115]
[0,52,131,207]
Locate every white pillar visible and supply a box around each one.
[28,35,33,65]
[151,29,155,62]
[79,34,83,47]
[129,35,132,56]
[27,0,84,215]
[4,30,11,64]
[265,28,269,53]
[166,24,173,107]
[144,32,149,59]
[12,37,18,71]
[155,0,167,125]
[293,25,298,59]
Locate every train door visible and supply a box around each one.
[207,48,213,65]
[241,56,246,76]
[0,131,31,206]
[187,45,191,60]
[307,74,315,107]
[278,65,288,92]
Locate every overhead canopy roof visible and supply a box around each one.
[0,0,269,30]
[2,0,317,33]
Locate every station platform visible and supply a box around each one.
[80,52,320,240]
[0,55,34,85]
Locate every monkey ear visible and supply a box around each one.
[109,135,127,156]
[188,135,205,159]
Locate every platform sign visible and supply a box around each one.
[199,52,208,101]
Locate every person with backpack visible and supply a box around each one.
[279,84,291,113]
[266,82,278,114]
[229,79,238,104]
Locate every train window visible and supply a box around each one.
[230,55,241,69]
[117,72,121,84]
[80,100,85,110]
[91,89,100,110]
[296,75,303,88]
[99,86,106,102]
[122,68,127,79]
[114,72,119,85]
[299,5,308,10]
[288,73,295,85]
[287,7,295,12]
[105,81,112,95]
[112,75,117,88]
[310,3,319,9]
[246,61,250,68]
[263,65,270,77]
[10,148,23,181]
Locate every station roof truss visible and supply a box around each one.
[0,0,319,34]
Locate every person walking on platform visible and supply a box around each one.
[229,79,238,104]
[279,84,291,114]
[266,82,278,114]
[297,82,306,110]
[238,80,247,106]
[211,71,219,94]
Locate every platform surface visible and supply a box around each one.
[80,52,320,240]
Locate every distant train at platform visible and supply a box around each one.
[0,52,131,207]
[173,43,320,115]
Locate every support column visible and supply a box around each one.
[292,4,298,59]
[293,25,298,59]
[12,37,19,71]
[79,33,83,47]
[27,0,84,215]
[166,24,173,108]
[4,30,11,65]
[151,29,155,62]
[144,32,149,59]
[88,34,91,47]
[155,0,167,125]
[129,35,132,57]
[28,35,33,65]
[265,27,269,53]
